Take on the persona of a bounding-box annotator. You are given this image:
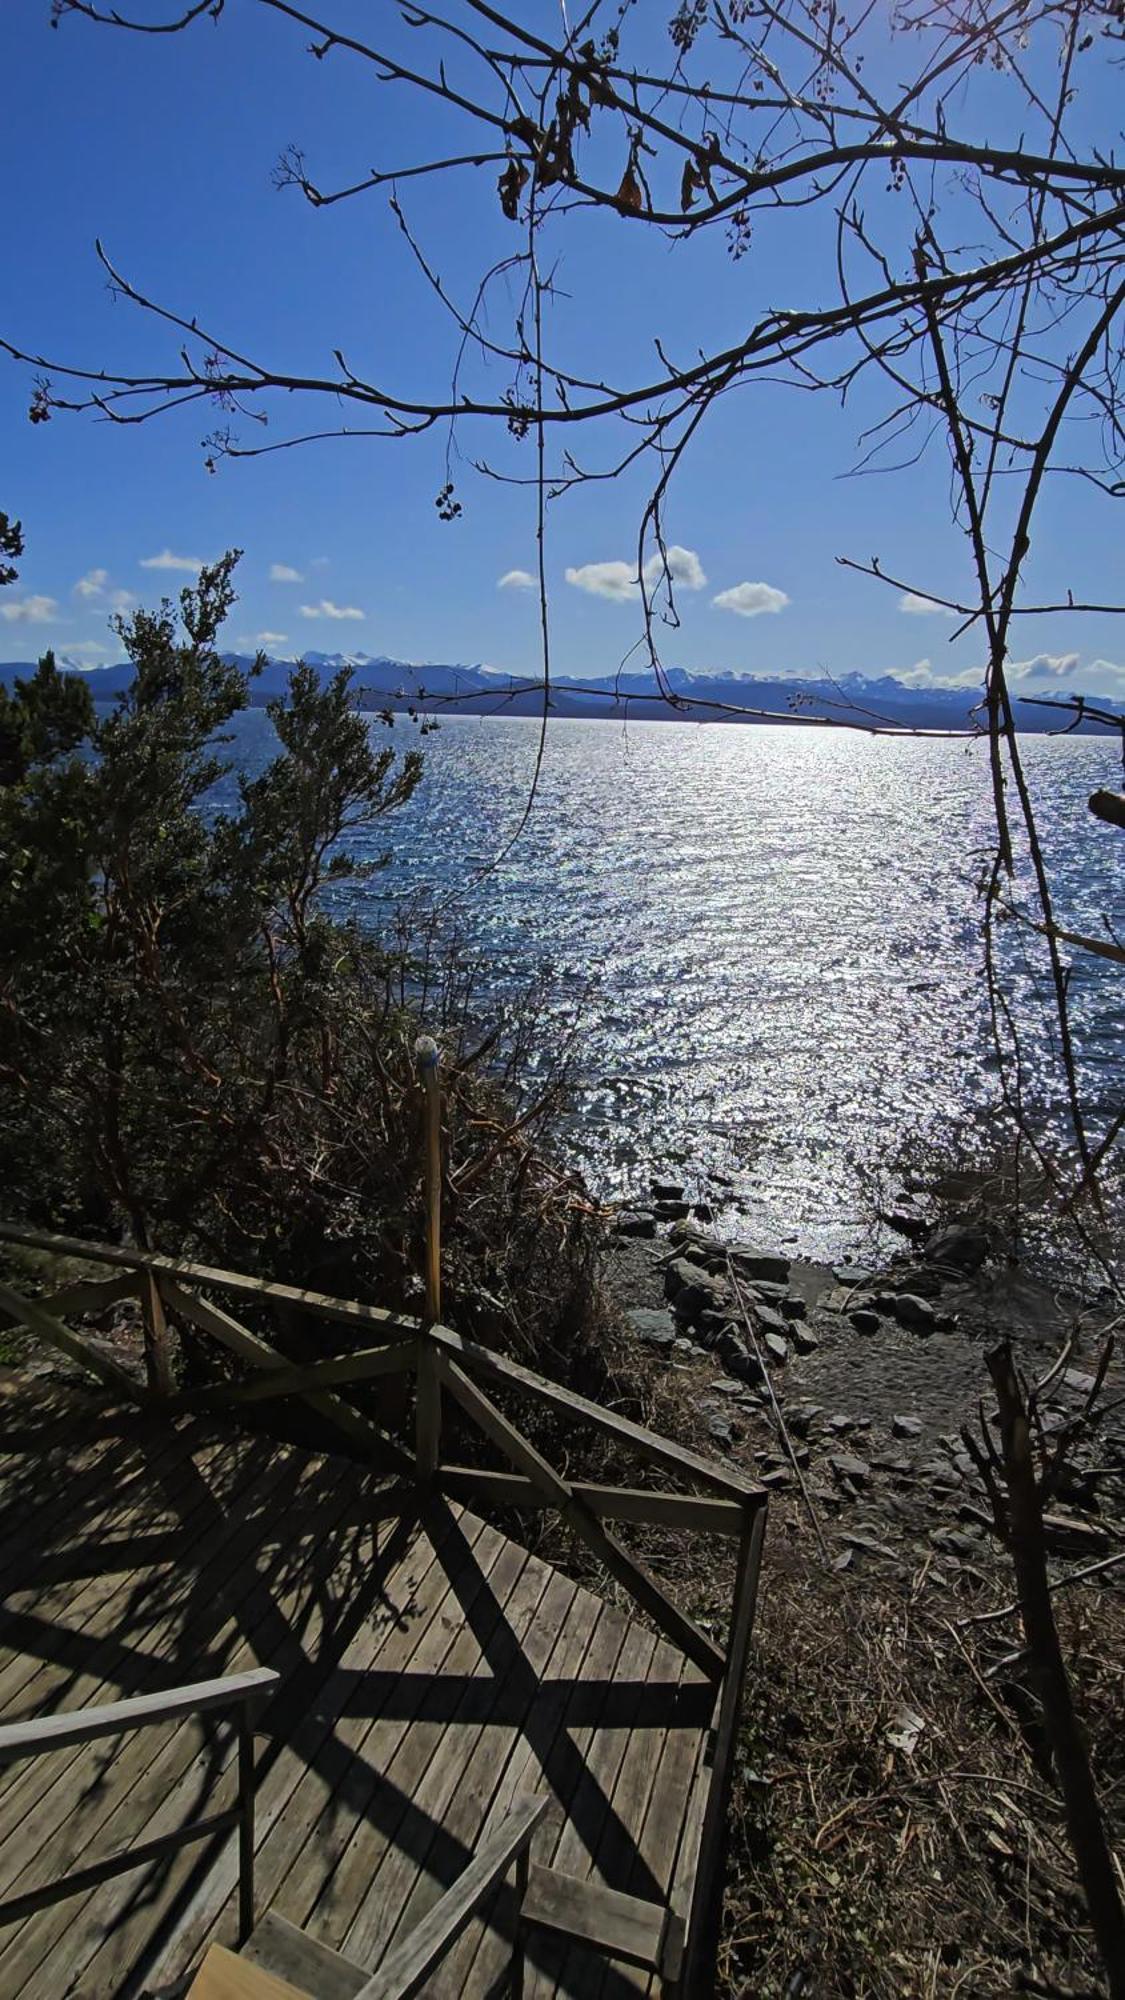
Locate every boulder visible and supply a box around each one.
[780,1294,808,1321]
[849,1309,881,1335]
[651,1180,685,1201]
[792,1325,819,1356]
[615,1210,657,1239]
[729,1245,791,1285]
[625,1308,677,1350]
[654,1198,692,1221]
[923,1222,989,1273]
[753,1301,790,1339]
[891,1294,937,1334]
[892,1414,923,1439]
[829,1451,871,1485]
[764,1331,790,1367]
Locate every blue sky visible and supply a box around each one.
[3,0,1124,695]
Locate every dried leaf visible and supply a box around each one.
[616,164,643,214]
[885,1705,925,1756]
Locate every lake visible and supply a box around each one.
[222,711,1125,1260]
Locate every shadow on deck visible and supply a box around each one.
[0,1385,724,1997]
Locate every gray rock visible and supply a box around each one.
[693,1201,715,1223]
[615,1210,657,1239]
[707,1414,734,1447]
[849,1309,881,1335]
[892,1293,937,1333]
[728,1246,791,1285]
[924,1222,989,1273]
[841,1529,899,1560]
[663,1257,729,1322]
[825,1413,856,1435]
[892,1414,923,1439]
[654,1198,692,1221]
[871,1452,913,1476]
[764,1331,790,1367]
[829,1451,871,1485]
[833,1264,875,1286]
[759,1467,792,1490]
[786,1402,822,1436]
[626,1307,678,1348]
[919,1455,960,1486]
[931,1527,980,1558]
[672,1335,696,1356]
[718,1330,765,1386]
[792,1325,820,1356]
[781,1294,808,1321]
[754,1302,790,1339]
[651,1180,685,1201]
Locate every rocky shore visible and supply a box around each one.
[609,1189,1124,1575]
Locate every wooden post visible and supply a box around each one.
[138,1268,173,1398]
[415,1035,443,1324]
[414,1036,443,1486]
[237,1704,257,1946]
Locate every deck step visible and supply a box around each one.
[243,1911,365,1998]
[187,1942,312,1999]
[520,1863,685,1987]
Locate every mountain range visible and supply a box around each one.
[0,650,1105,734]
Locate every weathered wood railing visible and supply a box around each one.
[0,1667,278,1941]
[0,1220,767,1993]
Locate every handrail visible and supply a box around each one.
[0,1665,279,1763]
[352,1793,549,2000]
[0,1219,768,1991]
[0,1666,279,1941]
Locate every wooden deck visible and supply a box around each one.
[0,1381,716,1998]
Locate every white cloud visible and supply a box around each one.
[108,589,136,612]
[498,569,537,591]
[60,641,113,664]
[643,544,707,592]
[900,592,957,618]
[139,549,204,573]
[565,560,641,603]
[269,563,304,583]
[565,544,708,604]
[0,594,59,625]
[74,568,108,599]
[1006,651,1081,684]
[252,631,289,647]
[712,580,789,619]
[299,599,365,622]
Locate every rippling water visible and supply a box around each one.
[225,712,1125,1259]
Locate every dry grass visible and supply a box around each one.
[722,1493,1125,1999]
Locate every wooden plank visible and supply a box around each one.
[189,1942,312,2000]
[244,1912,365,2000]
[2,1449,401,1999]
[0,1281,144,1404]
[174,1341,418,1412]
[0,1228,419,1344]
[431,1581,623,1998]
[440,1359,725,1682]
[338,1530,555,1969]
[0,1226,759,1502]
[426,1323,760,1503]
[541,1623,665,2000]
[0,1424,263,1724]
[296,1516,533,1961]
[351,1793,550,2000]
[0,1423,277,1723]
[0,1666,278,1763]
[436,1465,745,1536]
[682,1499,767,1997]
[0,1802,241,1925]
[0,1441,314,1927]
[521,1863,682,1975]
[0,1273,137,1339]
[162,1283,413,1473]
[139,1500,488,1989]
